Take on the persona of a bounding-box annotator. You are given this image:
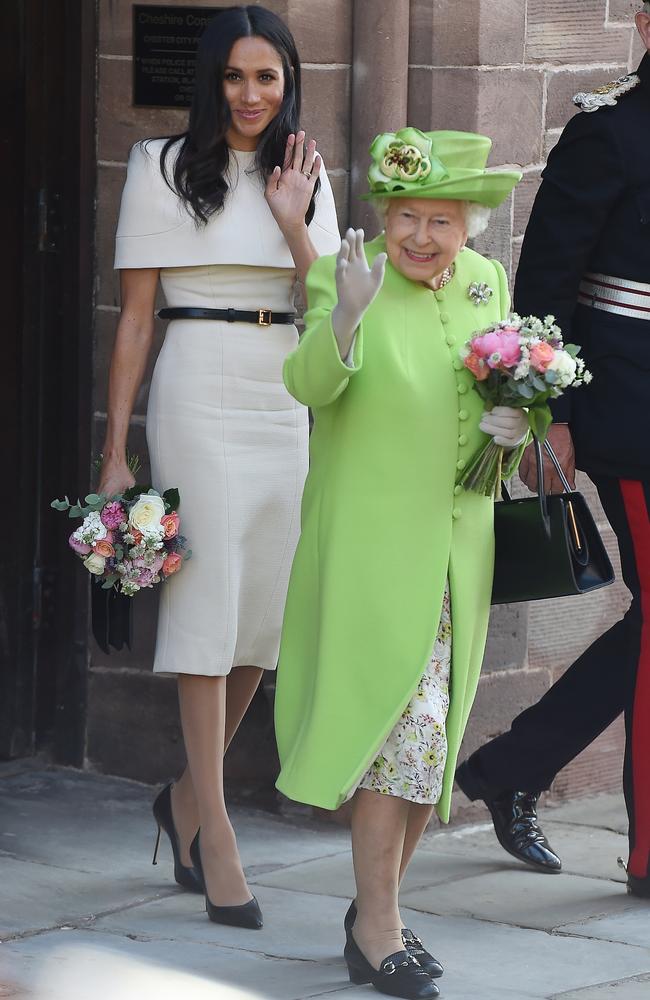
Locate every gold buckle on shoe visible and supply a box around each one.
[258,309,272,326]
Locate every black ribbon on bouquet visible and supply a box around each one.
[92,584,133,654]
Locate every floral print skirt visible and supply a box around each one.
[357,582,452,805]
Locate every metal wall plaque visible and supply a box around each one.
[133,5,219,108]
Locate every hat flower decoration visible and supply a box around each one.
[368,127,448,194]
[364,127,522,208]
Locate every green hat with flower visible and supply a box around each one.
[363,127,522,207]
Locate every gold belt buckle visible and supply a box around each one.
[258,308,272,326]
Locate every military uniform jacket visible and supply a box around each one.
[514,54,650,480]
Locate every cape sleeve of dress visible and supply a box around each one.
[114,139,341,270]
[283,253,364,408]
[114,140,191,268]
[308,162,341,256]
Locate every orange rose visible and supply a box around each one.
[93,539,115,558]
[464,352,490,381]
[529,341,556,373]
[162,552,182,576]
[161,513,180,539]
[131,528,143,545]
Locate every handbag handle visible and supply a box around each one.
[501,436,579,547]
[543,439,574,493]
[500,436,551,537]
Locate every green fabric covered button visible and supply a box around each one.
[440,312,450,324]
[456,459,466,471]
[458,409,468,421]
[457,383,467,394]
[452,507,462,519]
[453,360,463,371]
[446,335,456,346]
[454,484,463,496]
[458,434,468,446]
[435,290,446,302]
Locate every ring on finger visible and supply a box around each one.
[302,170,312,178]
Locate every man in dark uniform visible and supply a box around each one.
[456,5,650,898]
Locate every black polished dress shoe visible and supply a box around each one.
[189,831,263,929]
[456,760,562,873]
[152,783,202,893]
[344,935,439,998]
[344,901,444,979]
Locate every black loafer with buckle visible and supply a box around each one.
[344,902,443,979]
[344,937,440,999]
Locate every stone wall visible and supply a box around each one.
[90,0,642,812]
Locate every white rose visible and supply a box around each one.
[83,552,106,575]
[128,494,166,533]
[547,351,577,388]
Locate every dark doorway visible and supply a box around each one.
[0,0,96,764]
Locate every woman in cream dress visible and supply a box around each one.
[98,6,339,929]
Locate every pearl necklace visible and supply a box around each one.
[436,263,455,289]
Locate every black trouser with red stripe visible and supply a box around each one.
[467,476,650,880]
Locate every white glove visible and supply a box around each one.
[479,406,529,448]
[331,228,387,358]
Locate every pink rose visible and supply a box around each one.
[161,512,180,539]
[478,331,522,370]
[528,341,556,373]
[470,335,491,360]
[162,552,183,577]
[100,501,126,530]
[135,569,155,588]
[69,533,92,556]
[464,352,490,381]
[93,538,115,558]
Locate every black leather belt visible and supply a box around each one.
[158,307,295,327]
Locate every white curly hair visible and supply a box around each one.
[372,198,491,238]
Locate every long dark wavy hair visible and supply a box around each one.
[156,5,319,226]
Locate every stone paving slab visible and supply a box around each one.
[419,822,628,883]
[553,974,650,999]
[556,908,650,948]
[0,769,348,878]
[401,870,639,932]
[70,886,650,999]
[0,855,174,939]
[251,848,507,898]
[1,769,648,1000]
[1,930,350,1000]
[542,794,628,836]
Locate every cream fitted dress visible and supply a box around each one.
[114,140,340,675]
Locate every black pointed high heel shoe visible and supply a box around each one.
[152,783,202,893]
[189,831,263,929]
[344,901,444,979]
[344,934,439,999]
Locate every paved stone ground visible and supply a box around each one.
[0,763,648,999]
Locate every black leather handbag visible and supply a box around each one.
[491,438,615,605]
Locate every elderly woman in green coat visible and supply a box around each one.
[275,130,524,999]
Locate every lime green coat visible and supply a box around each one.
[275,235,517,822]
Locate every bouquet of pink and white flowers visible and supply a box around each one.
[52,485,191,596]
[458,313,592,497]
